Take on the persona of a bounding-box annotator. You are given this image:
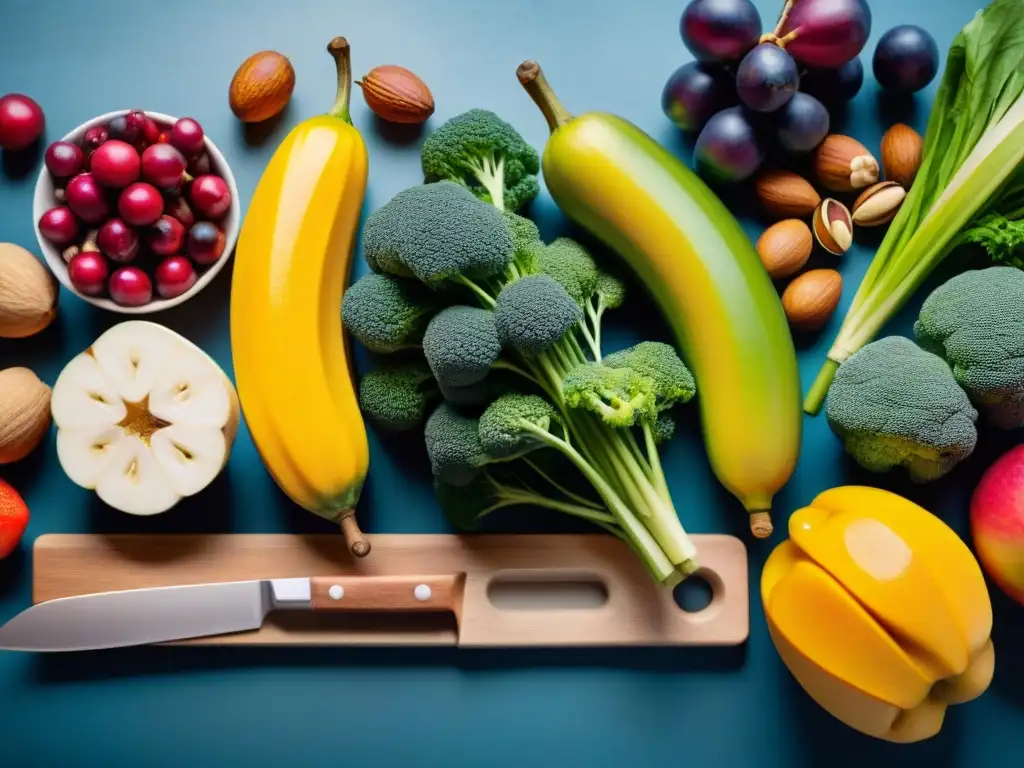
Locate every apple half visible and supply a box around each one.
[51,321,239,515]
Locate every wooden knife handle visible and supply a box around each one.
[310,574,465,615]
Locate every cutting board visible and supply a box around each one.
[32,533,748,647]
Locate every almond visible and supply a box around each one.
[812,199,854,255]
[754,170,821,220]
[782,269,842,332]
[357,65,434,125]
[852,181,906,227]
[881,124,923,188]
[757,220,813,279]
[229,51,296,123]
[813,134,879,192]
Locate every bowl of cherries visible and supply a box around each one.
[33,109,239,313]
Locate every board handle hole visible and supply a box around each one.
[673,569,724,619]
[487,572,609,611]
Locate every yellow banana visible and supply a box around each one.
[230,38,370,555]
[518,61,801,537]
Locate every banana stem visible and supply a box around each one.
[339,512,370,557]
[517,61,573,133]
[327,37,354,123]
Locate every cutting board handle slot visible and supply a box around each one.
[673,569,725,624]
[486,569,609,611]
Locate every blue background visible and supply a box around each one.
[1,0,1022,765]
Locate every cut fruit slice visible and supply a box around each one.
[51,321,239,516]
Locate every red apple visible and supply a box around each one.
[971,444,1024,605]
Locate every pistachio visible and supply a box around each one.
[852,181,906,227]
[813,134,879,192]
[812,199,854,255]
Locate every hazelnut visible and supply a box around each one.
[782,269,843,332]
[753,170,821,220]
[757,220,813,279]
[852,181,906,227]
[812,199,854,255]
[881,124,923,188]
[813,134,879,192]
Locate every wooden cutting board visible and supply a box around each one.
[32,533,748,647]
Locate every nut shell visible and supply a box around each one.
[0,367,51,464]
[881,124,923,188]
[757,220,813,279]
[754,170,821,220]
[814,134,879,192]
[852,181,906,227]
[357,65,434,125]
[782,269,842,331]
[0,243,59,338]
[812,199,854,256]
[229,50,296,123]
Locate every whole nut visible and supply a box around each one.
[229,51,296,123]
[813,134,879,192]
[757,220,813,279]
[356,65,435,125]
[852,181,906,227]
[754,170,821,220]
[881,123,923,188]
[782,269,842,331]
[812,198,854,255]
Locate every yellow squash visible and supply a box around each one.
[230,38,370,555]
[763,486,994,742]
[517,62,801,537]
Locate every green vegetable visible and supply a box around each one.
[421,109,541,212]
[494,275,582,352]
[804,0,1024,414]
[914,266,1024,428]
[341,272,439,353]
[562,363,657,427]
[357,359,440,432]
[536,237,599,305]
[422,306,502,387]
[604,341,697,411]
[478,393,559,457]
[424,402,490,486]
[825,336,978,482]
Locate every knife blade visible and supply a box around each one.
[0,573,465,652]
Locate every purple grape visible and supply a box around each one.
[661,63,736,133]
[776,92,830,154]
[873,25,939,94]
[737,43,799,113]
[680,0,762,64]
[694,106,764,183]
[778,0,872,69]
[800,59,864,105]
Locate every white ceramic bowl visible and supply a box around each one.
[33,109,240,314]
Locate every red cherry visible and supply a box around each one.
[82,124,109,155]
[169,117,204,157]
[90,140,141,188]
[118,182,164,226]
[68,252,109,296]
[188,152,212,176]
[147,215,186,256]
[0,94,45,150]
[38,206,80,246]
[97,218,140,263]
[65,173,111,223]
[142,116,161,146]
[108,266,152,306]
[189,175,232,219]
[155,256,198,299]
[45,141,85,178]
[141,143,189,188]
[166,195,196,230]
[186,222,226,265]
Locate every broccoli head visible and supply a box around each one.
[424,402,489,486]
[478,393,558,457]
[358,359,440,433]
[652,413,676,445]
[502,210,544,274]
[362,181,513,284]
[604,341,696,411]
[593,271,626,311]
[341,272,438,353]
[420,109,540,212]
[422,306,502,387]
[914,266,1024,429]
[563,363,658,428]
[494,275,582,352]
[825,336,978,482]
[536,237,599,306]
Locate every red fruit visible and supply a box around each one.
[188,152,212,176]
[108,266,152,306]
[118,182,164,226]
[778,0,872,69]
[90,140,141,188]
[142,116,161,145]
[45,141,86,178]
[166,195,196,229]
[38,206,80,246]
[82,124,109,154]
[169,117,204,157]
[97,218,140,263]
[971,445,1024,606]
[141,143,189,188]
[147,215,186,256]
[189,175,232,219]
[68,251,109,296]
[0,479,29,560]
[187,222,226,265]
[155,256,198,299]
[65,173,111,223]
[0,94,45,151]
[107,110,149,150]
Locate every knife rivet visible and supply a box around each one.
[328,585,344,600]
[414,584,432,602]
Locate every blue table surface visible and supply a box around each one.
[2,0,1022,765]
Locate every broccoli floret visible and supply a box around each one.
[502,210,544,274]
[563,363,658,427]
[478,393,558,457]
[825,336,978,482]
[420,109,540,212]
[914,266,1024,429]
[604,341,696,411]
[422,306,502,387]
[358,359,439,432]
[424,402,489,486]
[341,273,438,353]
[362,181,513,284]
[494,275,582,352]
[536,237,599,306]
[652,413,676,444]
[595,271,626,310]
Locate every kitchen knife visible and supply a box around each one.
[0,573,465,652]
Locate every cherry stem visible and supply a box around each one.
[772,0,796,37]
[326,37,353,123]
[517,61,574,133]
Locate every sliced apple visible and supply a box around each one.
[51,321,238,515]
